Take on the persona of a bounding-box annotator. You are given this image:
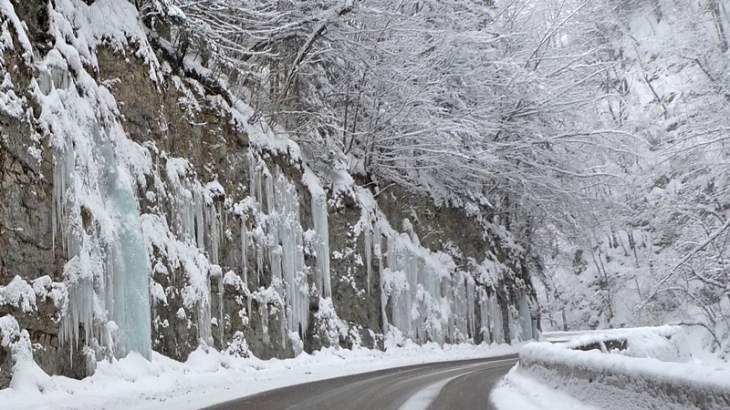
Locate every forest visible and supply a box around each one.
[146,0,730,356]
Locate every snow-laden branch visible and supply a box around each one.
[639,216,730,310]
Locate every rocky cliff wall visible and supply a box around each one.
[0,0,538,388]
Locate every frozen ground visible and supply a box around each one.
[0,341,521,410]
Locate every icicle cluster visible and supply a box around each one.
[479,288,504,343]
[246,154,316,341]
[384,233,459,344]
[311,194,332,299]
[160,158,234,348]
[447,273,476,343]
[362,206,533,345]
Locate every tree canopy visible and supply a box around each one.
[141,0,730,357]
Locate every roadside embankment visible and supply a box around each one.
[491,326,730,410]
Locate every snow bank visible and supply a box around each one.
[0,341,520,410]
[556,325,690,362]
[495,327,730,410]
[490,365,601,410]
[0,316,49,394]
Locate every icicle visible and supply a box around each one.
[375,221,389,335]
[216,203,225,345]
[241,221,248,283]
[363,222,372,295]
[197,297,212,346]
[270,245,283,282]
[248,158,311,344]
[450,274,469,342]
[265,171,274,215]
[273,170,309,336]
[518,293,533,341]
[241,219,251,315]
[466,277,476,339]
[508,304,520,342]
[387,239,417,339]
[260,297,270,346]
[218,273,224,346]
[60,274,94,350]
[51,148,63,257]
[415,257,441,344]
[52,142,78,259]
[478,288,491,343]
[256,228,264,286]
[195,189,205,250]
[208,202,220,264]
[488,291,504,344]
[444,277,454,342]
[311,194,331,298]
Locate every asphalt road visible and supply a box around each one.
[203,355,518,410]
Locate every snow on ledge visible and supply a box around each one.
[553,325,691,362]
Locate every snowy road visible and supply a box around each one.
[203,356,517,410]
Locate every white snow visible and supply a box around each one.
[490,366,601,410]
[0,276,66,314]
[0,276,36,313]
[0,341,520,410]
[53,0,160,78]
[547,325,691,362]
[492,327,730,410]
[0,72,24,117]
[0,0,32,61]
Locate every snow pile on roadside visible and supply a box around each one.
[490,366,601,410]
[492,327,730,410]
[0,341,520,410]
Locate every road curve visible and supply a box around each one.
[202,355,517,410]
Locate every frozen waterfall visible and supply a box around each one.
[54,119,151,360]
[101,139,152,359]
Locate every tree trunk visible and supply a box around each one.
[709,0,728,52]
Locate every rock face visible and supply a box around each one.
[0,0,538,388]
[0,0,84,381]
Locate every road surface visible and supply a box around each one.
[203,355,517,410]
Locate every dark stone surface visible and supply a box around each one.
[9,0,52,53]
[0,13,71,386]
